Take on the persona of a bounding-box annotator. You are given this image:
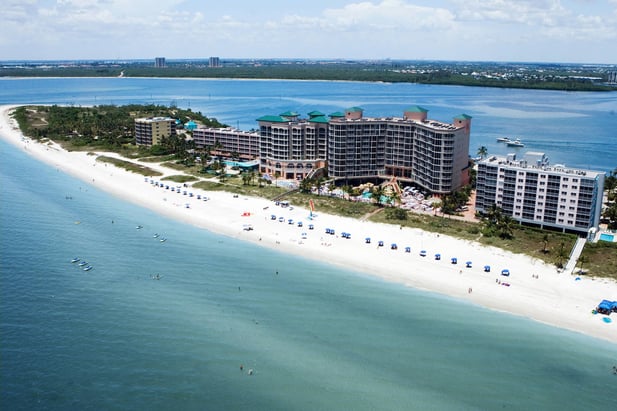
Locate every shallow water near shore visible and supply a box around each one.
[2,136,617,409]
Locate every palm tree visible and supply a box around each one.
[577,255,588,274]
[542,233,550,254]
[556,241,567,269]
[371,184,385,206]
[477,146,488,159]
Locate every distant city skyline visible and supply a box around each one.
[2,0,616,64]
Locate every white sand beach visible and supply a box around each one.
[2,104,616,343]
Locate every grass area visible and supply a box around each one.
[161,175,199,183]
[286,193,378,218]
[579,241,617,280]
[96,156,163,176]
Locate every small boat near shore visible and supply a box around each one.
[496,137,511,143]
[71,257,80,263]
[83,265,93,271]
[78,261,88,267]
[506,138,524,147]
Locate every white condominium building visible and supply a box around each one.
[475,152,605,234]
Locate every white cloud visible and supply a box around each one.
[0,0,615,62]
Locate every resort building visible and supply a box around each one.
[256,111,328,180]
[327,106,472,193]
[475,152,605,234]
[135,117,176,146]
[192,127,260,159]
[154,57,166,68]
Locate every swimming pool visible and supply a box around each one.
[599,233,615,242]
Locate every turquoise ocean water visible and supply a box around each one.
[1,79,617,410]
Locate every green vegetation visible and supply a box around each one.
[96,156,162,176]
[603,169,617,229]
[11,104,226,151]
[3,60,614,92]
[578,241,617,279]
[161,175,198,184]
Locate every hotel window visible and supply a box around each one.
[559,212,565,216]
[570,200,576,204]
[558,219,564,223]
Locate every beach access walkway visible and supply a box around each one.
[564,237,587,274]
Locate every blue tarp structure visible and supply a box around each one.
[597,300,617,314]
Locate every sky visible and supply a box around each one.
[1,0,616,64]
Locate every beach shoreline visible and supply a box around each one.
[2,104,616,343]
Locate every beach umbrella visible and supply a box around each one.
[308,224,314,230]
[378,240,384,247]
[405,246,411,253]
[365,237,371,244]
[466,261,472,268]
[451,257,457,264]
[435,253,441,260]
[391,243,397,250]
[420,250,427,257]
[484,265,491,272]
[501,269,510,276]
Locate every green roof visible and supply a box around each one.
[279,111,299,117]
[308,115,329,124]
[329,111,345,117]
[454,114,472,120]
[346,106,363,112]
[308,110,325,117]
[256,115,289,123]
[405,105,428,113]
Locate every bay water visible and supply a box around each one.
[1,78,617,410]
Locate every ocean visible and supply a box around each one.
[1,79,617,410]
[1,77,616,172]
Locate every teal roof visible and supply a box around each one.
[256,115,289,123]
[279,111,299,117]
[308,115,329,124]
[454,114,472,120]
[185,120,198,130]
[308,110,325,117]
[329,111,345,117]
[346,106,363,112]
[405,105,428,113]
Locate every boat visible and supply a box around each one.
[78,261,88,267]
[71,257,80,263]
[506,138,524,147]
[496,137,511,143]
[136,225,143,229]
[153,233,159,238]
[83,265,93,271]
[159,238,167,243]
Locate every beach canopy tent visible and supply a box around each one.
[365,237,371,244]
[596,300,617,314]
[484,265,491,272]
[466,261,472,268]
[420,250,427,256]
[308,224,314,230]
[391,243,397,250]
[435,253,441,260]
[501,269,510,276]
[405,246,411,253]
[451,257,458,264]
[378,240,384,247]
